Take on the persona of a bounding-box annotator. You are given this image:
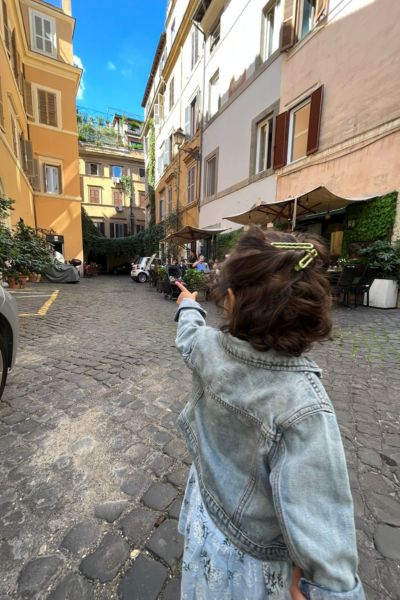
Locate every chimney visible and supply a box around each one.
[62,0,72,15]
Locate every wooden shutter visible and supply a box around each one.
[2,0,10,54]
[11,30,18,79]
[30,159,40,191]
[23,81,34,118]
[47,92,57,127]
[315,0,328,22]
[0,77,4,130]
[280,0,297,51]
[38,89,48,124]
[99,163,104,176]
[273,111,290,169]
[24,139,34,178]
[154,103,159,125]
[184,105,190,135]
[306,85,324,155]
[10,116,17,156]
[19,136,27,172]
[113,189,122,205]
[57,165,62,193]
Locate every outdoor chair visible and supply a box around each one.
[331,264,366,306]
[354,266,380,307]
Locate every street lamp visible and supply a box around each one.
[173,128,201,160]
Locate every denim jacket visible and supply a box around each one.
[175,299,365,600]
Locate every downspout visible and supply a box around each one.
[192,20,206,225]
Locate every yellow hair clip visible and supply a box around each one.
[270,242,318,272]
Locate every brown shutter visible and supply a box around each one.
[43,163,48,192]
[280,0,297,51]
[57,166,62,193]
[3,1,10,54]
[25,139,34,177]
[11,30,19,80]
[273,111,290,169]
[23,81,34,118]
[38,89,48,124]
[10,117,17,156]
[315,0,328,22]
[99,164,104,176]
[306,85,324,155]
[0,77,4,129]
[30,159,40,191]
[47,92,57,127]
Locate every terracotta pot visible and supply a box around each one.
[29,273,37,282]
[19,275,28,289]
[7,277,19,289]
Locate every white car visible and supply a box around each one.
[131,254,161,283]
[0,285,19,399]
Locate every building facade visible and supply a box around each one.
[79,142,146,240]
[142,0,203,236]
[0,0,83,262]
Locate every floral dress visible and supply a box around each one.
[178,466,292,600]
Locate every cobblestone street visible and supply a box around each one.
[0,276,399,599]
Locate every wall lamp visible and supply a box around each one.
[173,128,201,160]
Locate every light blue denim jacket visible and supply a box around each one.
[175,299,365,600]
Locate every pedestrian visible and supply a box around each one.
[192,254,210,273]
[174,227,365,600]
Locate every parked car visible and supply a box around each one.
[0,285,19,400]
[131,255,162,283]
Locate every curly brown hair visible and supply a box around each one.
[212,227,332,356]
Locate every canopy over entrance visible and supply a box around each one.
[224,186,376,229]
[163,225,226,244]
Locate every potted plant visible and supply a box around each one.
[183,269,206,292]
[358,239,400,308]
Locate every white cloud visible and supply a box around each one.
[107,61,117,71]
[121,68,132,79]
[73,54,85,100]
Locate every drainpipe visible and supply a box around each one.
[192,20,206,224]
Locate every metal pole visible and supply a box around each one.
[291,198,298,231]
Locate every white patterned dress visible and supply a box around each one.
[178,466,292,600]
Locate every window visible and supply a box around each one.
[30,9,56,57]
[288,99,311,163]
[44,164,61,194]
[93,221,105,235]
[37,89,58,127]
[113,189,123,206]
[159,197,164,221]
[209,70,220,118]
[256,116,274,173]
[170,19,176,44]
[139,167,145,180]
[210,18,220,52]
[186,93,200,137]
[262,0,282,60]
[169,77,174,111]
[139,191,146,208]
[111,165,122,178]
[299,0,316,39]
[136,224,145,233]
[205,154,217,198]
[110,223,128,238]
[2,1,11,57]
[191,27,199,70]
[88,187,101,204]
[167,186,173,214]
[87,162,101,176]
[187,164,196,204]
[10,112,19,159]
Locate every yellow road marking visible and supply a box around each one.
[18,289,59,317]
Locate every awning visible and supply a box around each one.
[224,186,377,229]
[162,226,227,244]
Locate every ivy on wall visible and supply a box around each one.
[216,228,244,260]
[344,192,397,246]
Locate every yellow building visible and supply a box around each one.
[0,0,82,261]
[79,142,146,240]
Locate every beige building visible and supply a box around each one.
[79,142,146,240]
[0,0,83,261]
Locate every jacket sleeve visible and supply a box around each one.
[175,298,207,367]
[270,410,365,600]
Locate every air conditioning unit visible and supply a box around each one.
[112,176,121,184]
[115,206,124,212]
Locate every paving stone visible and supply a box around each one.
[168,496,182,520]
[163,438,187,460]
[120,472,152,498]
[60,519,102,555]
[17,555,64,598]
[146,452,174,477]
[374,525,400,560]
[25,484,63,515]
[48,574,94,600]
[167,467,189,489]
[162,578,181,600]
[79,533,129,582]
[359,448,382,469]
[71,437,95,455]
[367,493,400,526]
[119,507,160,545]
[94,500,128,523]
[146,519,183,568]
[118,555,168,600]
[142,482,178,511]
[2,412,27,425]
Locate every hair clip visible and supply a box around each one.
[270,242,318,271]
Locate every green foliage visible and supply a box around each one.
[183,268,205,291]
[357,239,400,280]
[344,193,397,245]
[0,195,14,220]
[120,175,132,200]
[78,120,121,146]
[215,228,244,260]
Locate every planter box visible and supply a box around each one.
[367,279,398,309]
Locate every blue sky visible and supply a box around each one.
[71,0,166,121]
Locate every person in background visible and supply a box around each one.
[192,255,210,273]
[174,227,365,600]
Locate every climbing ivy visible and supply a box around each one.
[344,192,397,246]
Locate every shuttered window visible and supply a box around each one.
[23,81,34,118]
[273,111,289,169]
[93,221,105,236]
[262,0,282,60]
[288,99,311,162]
[10,114,18,157]
[113,189,123,206]
[0,76,4,130]
[37,89,58,127]
[2,0,11,56]
[169,77,174,111]
[44,164,61,194]
[110,223,127,238]
[187,164,196,204]
[205,155,217,198]
[280,0,296,51]
[30,10,56,57]
[256,116,274,173]
[89,187,100,204]
[139,192,146,208]
[191,27,199,70]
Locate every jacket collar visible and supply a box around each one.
[218,331,321,373]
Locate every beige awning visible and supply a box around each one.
[224,186,377,228]
[162,225,227,244]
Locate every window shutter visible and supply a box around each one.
[273,111,290,169]
[85,162,90,175]
[0,77,4,130]
[315,0,328,22]
[31,159,40,191]
[2,1,11,54]
[11,30,18,80]
[110,223,115,238]
[24,139,34,177]
[184,106,190,135]
[99,164,104,176]
[306,85,324,155]
[196,91,202,130]
[19,136,27,172]
[57,165,62,193]
[154,103,159,125]
[47,92,57,127]
[38,89,48,124]
[280,0,297,51]
[10,117,17,156]
[23,81,34,118]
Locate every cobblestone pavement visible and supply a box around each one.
[0,276,399,600]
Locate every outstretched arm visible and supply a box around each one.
[175,281,206,367]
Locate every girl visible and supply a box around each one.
[174,228,365,600]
